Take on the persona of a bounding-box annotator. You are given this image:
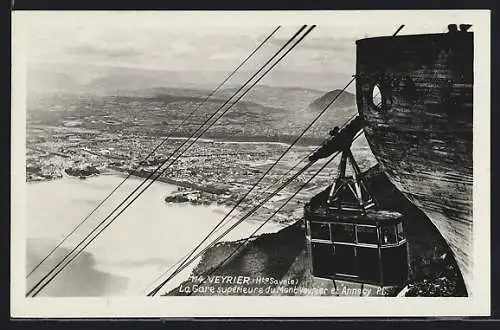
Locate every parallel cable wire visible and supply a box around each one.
[141,163,311,295]
[148,108,354,296]
[218,121,355,229]
[102,25,316,296]
[140,143,317,294]
[147,158,314,296]
[186,131,364,296]
[31,24,405,297]
[147,24,406,296]
[27,25,311,297]
[216,130,348,230]
[146,133,340,296]
[147,116,354,290]
[147,74,361,296]
[141,121,356,294]
[195,26,409,293]
[157,30,378,291]
[27,25,303,297]
[26,26,282,278]
[188,158,339,294]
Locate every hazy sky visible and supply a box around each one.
[17,12,463,91]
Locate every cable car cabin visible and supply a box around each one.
[304,199,409,287]
[303,120,409,288]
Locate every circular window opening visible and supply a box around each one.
[372,84,383,109]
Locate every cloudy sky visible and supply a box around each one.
[16,11,460,92]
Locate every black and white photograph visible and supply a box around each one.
[11,10,490,317]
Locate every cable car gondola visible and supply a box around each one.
[304,120,409,287]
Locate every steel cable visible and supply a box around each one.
[145,24,406,296]
[26,26,281,278]
[147,76,360,295]
[187,131,364,296]
[27,25,310,297]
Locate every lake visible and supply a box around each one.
[26,174,284,297]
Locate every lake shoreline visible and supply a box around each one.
[26,173,285,296]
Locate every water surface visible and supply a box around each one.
[26,174,284,296]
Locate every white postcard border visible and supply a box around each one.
[11,9,491,318]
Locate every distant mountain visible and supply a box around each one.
[304,89,358,131]
[219,85,327,113]
[27,62,353,100]
[26,63,361,141]
[309,89,356,111]
[27,62,234,97]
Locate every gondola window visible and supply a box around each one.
[332,223,355,243]
[310,222,330,241]
[396,222,405,242]
[356,225,378,245]
[380,225,397,244]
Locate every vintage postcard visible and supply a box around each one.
[11,10,491,317]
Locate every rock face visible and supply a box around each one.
[167,165,466,297]
[355,32,473,294]
[363,165,467,296]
